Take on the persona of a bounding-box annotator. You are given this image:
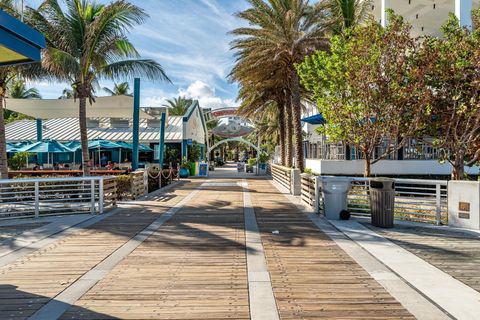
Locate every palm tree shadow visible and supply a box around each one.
[0,284,118,319]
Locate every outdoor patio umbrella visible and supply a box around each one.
[87,139,122,167]
[114,141,153,163]
[19,139,74,166]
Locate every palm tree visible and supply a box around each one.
[29,0,170,175]
[8,80,41,99]
[103,82,132,96]
[328,0,373,33]
[163,96,193,116]
[58,88,74,99]
[231,0,331,171]
[5,80,41,123]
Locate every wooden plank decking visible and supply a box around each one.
[249,179,414,320]
[0,177,419,319]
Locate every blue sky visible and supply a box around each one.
[26,0,249,109]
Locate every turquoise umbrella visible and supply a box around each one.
[114,141,153,164]
[19,139,74,166]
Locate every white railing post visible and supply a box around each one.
[99,178,104,215]
[34,181,39,218]
[314,176,321,214]
[435,183,442,225]
[90,179,96,214]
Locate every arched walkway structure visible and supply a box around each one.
[207,137,261,161]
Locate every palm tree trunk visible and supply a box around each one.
[284,92,293,168]
[79,97,91,176]
[0,93,8,179]
[278,102,286,166]
[290,71,304,172]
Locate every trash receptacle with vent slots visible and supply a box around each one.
[369,178,395,228]
[322,177,352,220]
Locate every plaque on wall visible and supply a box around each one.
[458,202,471,219]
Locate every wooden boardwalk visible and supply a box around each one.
[248,179,414,320]
[0,177,419,319]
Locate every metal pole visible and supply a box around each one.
[132,78,140,170]
[158,112,166,168]
[90,179,95,214]
[34,181,39,218]
[99,178,104,214]
[435,183,442,225]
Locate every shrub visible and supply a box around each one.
[248,158,257,168]
[258,152,269,164]
[8,152,31,170]
[115,175,132,200]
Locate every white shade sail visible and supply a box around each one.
[4,95,153,119]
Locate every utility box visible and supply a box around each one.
[448,181,480,230]
[369,178,395,228]
[321,177,351,220]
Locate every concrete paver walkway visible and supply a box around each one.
[0,168,456,319]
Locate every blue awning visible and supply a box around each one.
[0,9,46,66]
[301,114,326,125]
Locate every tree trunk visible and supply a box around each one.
[79,97,91,176]
[363,155,371,177]
[0,93,8,179]
[284,93,293,168]
[290,71,304,172]
[278,103,286,166]
[452,154,465,180]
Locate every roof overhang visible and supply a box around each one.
[0,9,46,66]
[4,95,154,119]
[301,114,326,125]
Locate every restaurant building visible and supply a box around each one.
[4,97,208,166]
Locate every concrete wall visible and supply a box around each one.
[305,159,480,176]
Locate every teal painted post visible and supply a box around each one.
[158,112,166,168]
[132,78,140,170]
[36,119,43,164]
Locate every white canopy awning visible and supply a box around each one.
[4,95,153,119]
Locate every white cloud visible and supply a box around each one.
[178,80,238,110]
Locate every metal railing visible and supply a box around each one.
[0,176,117,220]
[303,176,448,225]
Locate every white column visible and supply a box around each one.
[456,0,472,30]
[381,0,390,28]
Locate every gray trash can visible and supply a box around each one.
[321,177,351,220]
[369,178,395,228]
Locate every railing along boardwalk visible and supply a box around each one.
[0,176,116,219]
[271,163,292,191]
[301,173,316,209]
[301,174,447,225]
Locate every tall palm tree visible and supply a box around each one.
[103,82,132,96]
[231,0,331,171]
[29,0,170,175]
[163,96,193,116]
[5,80,40,123]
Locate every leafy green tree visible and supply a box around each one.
[420,11,480,179]
[163,96,193,116]
[297,13,430,176]
[29,0,170,175]
[103,82,132,96]
[231,0,331,172]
